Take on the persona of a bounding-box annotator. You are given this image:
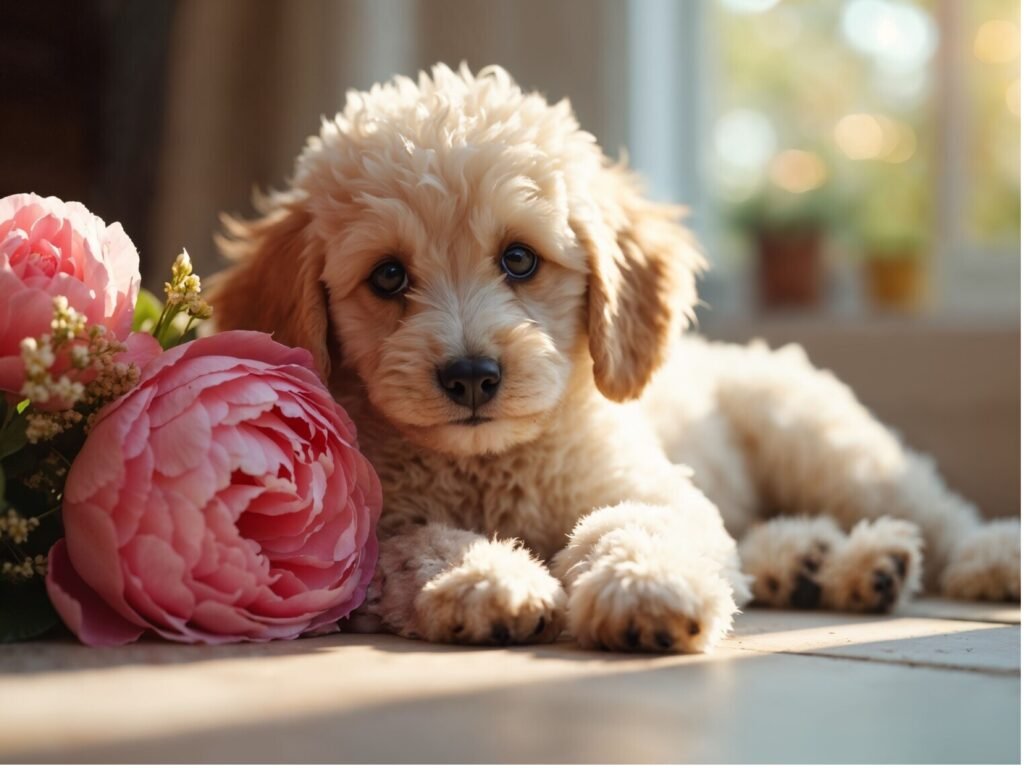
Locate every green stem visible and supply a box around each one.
[153,302,184,346]
[152,303,170,338]
[34,495,62,520]
[49,449,72,472]
[2,538,24,562]
[158,307,184,348]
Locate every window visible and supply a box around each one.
[626,0,1020,317]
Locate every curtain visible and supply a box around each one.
[146,0,627,285]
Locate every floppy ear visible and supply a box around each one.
[208,190,332,379]
[571,163,705,402]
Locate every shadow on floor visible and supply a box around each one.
[13,647,1019,764]
[0,630,651,677]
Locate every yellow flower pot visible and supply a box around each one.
[863,252,925,311]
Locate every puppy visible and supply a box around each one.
[210,64,1020,653]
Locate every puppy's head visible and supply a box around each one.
[211,64,703,456]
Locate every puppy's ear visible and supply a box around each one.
[208,191,332,379]
[571,164,705,402]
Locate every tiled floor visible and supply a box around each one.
[0,599,1019,763]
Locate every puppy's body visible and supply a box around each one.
[211,64,1019,653]
[332,339,746,650]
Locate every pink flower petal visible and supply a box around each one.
[45,540,145,647]
[150,402,212,477]
[123,535,195,620]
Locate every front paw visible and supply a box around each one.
[941,519,1020,602]
[561,527,738,654]
[412,540,566,645]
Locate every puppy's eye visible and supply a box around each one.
[500,243,539,281]
[369,260,409,297]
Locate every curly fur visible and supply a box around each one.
[210,63,1020,654]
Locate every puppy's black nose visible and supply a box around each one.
[437,357,501,408]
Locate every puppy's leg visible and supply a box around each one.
[940,519,1020,601]
[715,340,1018,599]
[553,494,749,654]
[642,342,759,539]
[741,516,923,612]
[362,523,565,645]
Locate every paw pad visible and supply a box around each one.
[654,630,675,650]
[623,625,641,649]
[790,574,822,609]
[889,553,909,579]
[871,568,897,610]
[490,622,511,645]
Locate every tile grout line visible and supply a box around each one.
[728,645,1022,678]
[895,615,1021,627]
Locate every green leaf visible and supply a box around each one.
[0,408,27,461]
[0,578,60,643]
[132,288,165,334]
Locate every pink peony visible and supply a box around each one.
[46,331,382,645]
[0,193,141,399]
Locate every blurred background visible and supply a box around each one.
[1,0,1019,514]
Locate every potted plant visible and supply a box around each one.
[726,183,842,310]
[855,168,930,312]
[860,225,928,311]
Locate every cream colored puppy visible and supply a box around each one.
[211,64,1019,653]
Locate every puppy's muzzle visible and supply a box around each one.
[437,356,502,409]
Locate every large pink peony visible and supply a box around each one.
[0,193,141,398]
[46,331,382,645]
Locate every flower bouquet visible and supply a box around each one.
[0,194,382,645]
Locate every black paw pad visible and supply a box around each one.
[687,620,701,636]
[801,556,821,574]
[871,568,898,610]
[490,622,511,644]
[532,616,547,638]
[654,630,675,650]
[790,574,822,609]
[889,553,909,579]
[623,625,641,649]
[451,623,465,636]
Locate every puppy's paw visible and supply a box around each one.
[740,517,845,609]
[412,539,566,645]
[822,517,922,612]
[941,519,1020,602]
[563,527,737,654]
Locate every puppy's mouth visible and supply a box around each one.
[450,415,493,426]
[399,409,547,456]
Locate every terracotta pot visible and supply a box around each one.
[754,227,824,309]
[863,252,924,311]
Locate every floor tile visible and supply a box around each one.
[896,597,1020,625]
[1,603,1019,763]
[726,610,1021,674]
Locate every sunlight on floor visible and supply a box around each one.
[1,600,1018,762]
